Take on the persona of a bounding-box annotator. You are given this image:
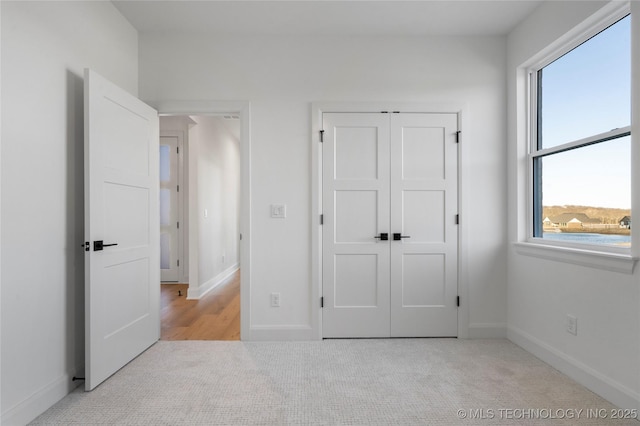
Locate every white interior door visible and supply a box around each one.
[84,69,160,390]
[160,135,180,282]
[390,113,458,337]
[322,112,458,338]
[322,113,391,337]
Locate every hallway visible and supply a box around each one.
[161,270,240,340]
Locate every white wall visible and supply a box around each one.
[140,34,508,336]
[0,1,138,423]
[187,116,241,298]
[507,1,640,409]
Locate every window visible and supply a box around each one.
[530,14,631,251]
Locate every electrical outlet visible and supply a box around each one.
[270,293,280,307]
[271,204,286,218]
[566,314,578,335]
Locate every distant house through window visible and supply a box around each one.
[530,14,631,249]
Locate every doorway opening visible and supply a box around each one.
[159,114,242,340]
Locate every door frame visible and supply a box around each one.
[153,100,251,341]
[311,102,470,340]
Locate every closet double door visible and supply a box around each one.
[322,112,458,338]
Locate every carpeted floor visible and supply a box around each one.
[31,339,638,425]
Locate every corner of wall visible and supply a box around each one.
[508,325,640,410]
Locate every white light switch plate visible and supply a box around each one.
[271,204,286,218]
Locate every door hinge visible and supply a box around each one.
[319,130,324,142]
[177,185,179,192]
[455,214,459,225]
[321,296,324,308]
[177,259,180,267]
[177,146,179,154]
[457,296,460,307]
[240,233,243,240]
[455,131,461,143]
[320,214,324,225]
[177,221,180,229]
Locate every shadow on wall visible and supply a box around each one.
[65,70,85,378]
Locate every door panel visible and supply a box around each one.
[322,113,390,338]
[390,113,458,337]
[335,190,378,243]
[322,111,458,338]
[335,127,379,179]
[85,68,159,390]
[104,182,150,246]
[402,190,445,243]
[401,127,446,180]
[401,253,445,307]
[334,254,379,307]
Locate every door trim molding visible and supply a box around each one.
[153,100,251,341]
[311,102,470,340]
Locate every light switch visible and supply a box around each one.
[271,204,286,218]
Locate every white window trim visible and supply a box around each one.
[515,1,637,274]
[514,242,635,274]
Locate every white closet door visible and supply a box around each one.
[322,113,391,338]
[389,113,458,337]
[322,111,459,338]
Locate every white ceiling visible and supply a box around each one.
[112,0,544,37]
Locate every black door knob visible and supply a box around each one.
[374,233,389,241]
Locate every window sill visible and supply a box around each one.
[513,242,637,274]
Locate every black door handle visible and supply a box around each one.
[94,240,118,251]
[393,233,410,241]
[374,233,389,241]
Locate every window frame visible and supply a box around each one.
[525,10,632,257]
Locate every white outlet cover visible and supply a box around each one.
[271,204,286,218]
[567,315,578,335]
[270,292,281,307]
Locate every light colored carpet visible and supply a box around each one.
[31,339,638,425]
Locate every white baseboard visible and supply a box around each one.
[248,325,315,341]
[187,263,239,300]
[508,325,640,410]
[2,370,82,426]
[468,323,507,338]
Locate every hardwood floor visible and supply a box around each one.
[161,270,240,340]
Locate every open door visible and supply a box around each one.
[84,69,160,390]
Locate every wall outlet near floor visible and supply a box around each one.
[566,314,578,335]
[270,292,281,307]
[271,204,287,218]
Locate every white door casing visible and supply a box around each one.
[160,134,180,282]
[84,69,160,390]
[322,112,458,338]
